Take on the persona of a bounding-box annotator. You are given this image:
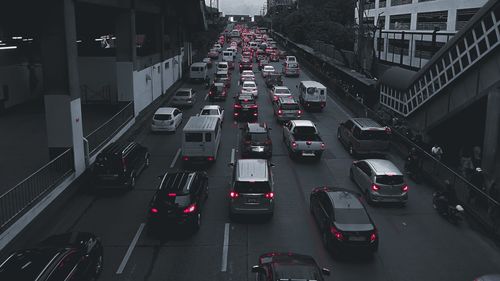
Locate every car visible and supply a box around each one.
[269,85,292,102]
[337,118,391,156]
[217,61,229,73]
[92,141,150,190]
[262,65,275,78]
[171,88,197,107]
[310,187,379,254]
[285,55,297,63]
[0,232,103,281]
[269,52,279,62]
[240,122,272,158]
[258,58,269,70]
[214,71,231,88]
[273,96,302,122]
[213,43,222,52]
[202,57,213,68]
[241,81,258,98]
[255,49,266,62]
[350,159,409,205]
[233,94,258,121]
[151,107,183,132]
[475,275,500,281]
[251,252,330,281]
[208,48,219,59]
[208,82,228,101]
[239,58,253,73]
[282,120,325,159]
[265,47,274,55]
[240,70,256,84]
[283,61,300,77]
[229,159,274,218]
[147,171,209,233]
[200,105,224,123]
[265,73,284,88]
[242,51,253,60]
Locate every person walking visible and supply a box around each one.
[431,144,443,161]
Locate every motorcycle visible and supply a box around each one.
[405,155,421,183]
[432,192,464,224]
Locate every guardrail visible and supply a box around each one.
[0,149,74,230]
[85,101,134,156]
[273,30,500,237]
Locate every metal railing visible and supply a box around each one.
[416,22,448,31]
[85,101,134,156]
[0,149,74,230]
[273,30,500,238]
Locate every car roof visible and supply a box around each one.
[291,120,314,127]
[218,61,229,65]
[274,86,289,90]
[364,159,402,176]
[351,118,384,129]
[236,159,269,182]
[243,81,256,85]
[159,171,196,194]
[155,107,176,115]
[216,71,228,75]
[202,105,221,111]
[247,123,268,133]
[259,252,316,266]
[326,189,364,209]
[0,248,65,281]
[177,88,192,92]
[99,141,137,157]
[300,81,325,88]
[183,116,219,132]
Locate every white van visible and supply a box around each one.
[182,116,222,163]
[222,51,235,69]
[249,42,258,51]
[190,62,208,82]
[298,81,327,111]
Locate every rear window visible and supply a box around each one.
[223,52,232,56]
[306,87,317,95]
[95,154,121,173]
[243,82,255,88]
[358,129,389,140]
[376,175,404,185]
[287,63,298,68]
[176,91,190,97]
[191,67,202,72]
[273,264,321,281]
[281,103,299,110]
[201,109,219,116]
[218,64,228,68]
[154,114,171,120]
[334,208,371,224]
[293,126,317,135]
[234,181,270,193]
[185,133,203,142]
[247,132,268,142]
[216,73,228,79]
[275,88,290,94]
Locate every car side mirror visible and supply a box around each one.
[321,268,331,276]
[251,265,264,273]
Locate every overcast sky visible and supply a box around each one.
[205,0,266,16]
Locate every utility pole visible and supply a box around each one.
[357,0,366,72]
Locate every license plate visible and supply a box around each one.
[252,147,264,152]
[349,236,366,241]
[242,108,249,111]
[247,198,258,203]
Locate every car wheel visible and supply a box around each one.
[93,253,104,279]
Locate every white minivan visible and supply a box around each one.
[190,62,208,82]
[222,51,235,69]
[182,116,222,163]
[298,81,327,111]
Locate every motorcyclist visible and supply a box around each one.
[405,147,420,173]
[434,180,458,215]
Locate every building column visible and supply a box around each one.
[447,9,457,32]
[40,0,85,174]
[115,9,136,103]
[482,87,500,176]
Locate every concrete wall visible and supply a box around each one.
[0,64,43,108]
[78,57,117,103]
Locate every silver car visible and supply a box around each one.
[229,159,274,218]
[171,88,196,107]
[350,159,408,205]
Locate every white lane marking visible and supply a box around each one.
[116,223,145,274]
[221,223,230,272]
[205,93,209,101]
[170,148,181,168]
[230,148,235,165]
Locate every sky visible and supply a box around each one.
[205,0,266,16]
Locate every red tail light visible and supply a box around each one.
[207,156,215,161]
[264,192,274,199]
[234,104,242,109]
[183,203,197,214]
[273,96,279,101]
[234,112,239,116]
[371,184,380,191]
[385,127,392,134]
[277,109,283,115]
[250,105,258,109]
[291,141,298,149]
[370,231,377,242]
[297,110,302,115]
[320,143,326,150]
[182,156,189,161]
[402,185,409,192]
[244,140,252,145]
[330,226,344,241]
[230,191,239,198]
[168,193,176,197]
[150,208,159,214]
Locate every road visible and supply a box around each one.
[12,42,500,281]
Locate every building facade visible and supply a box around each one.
[356,0,488,69]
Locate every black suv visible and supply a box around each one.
[252,252,330,281]
[310,187,378,254]
[265,73,283,88]
[240,123,272,158]
[233,94,258,121]
[0,232,103,281]
[147,171,209,233]
[239,58,253,73]
[92,141,150,190]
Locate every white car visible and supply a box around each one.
[269,86,292,102]
[241,81,258,98]
[262,65,275,78]
[240,70,255,83]
[199,105,224,124]
[171,88,196,107]
[285,56,297,63]
[213,43,222,52]
[217,61,229,73]
[151,107,183,132]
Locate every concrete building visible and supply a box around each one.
[356,0,488,69]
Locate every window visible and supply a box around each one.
[234,181,270,193]
[165,61,170,69]
[388,39,410,56]
[456,8,480,31]
[377,38,385,52]
[376,175,404,185]
[417,11,448,31]
[334,208,371,224]
[205,133,212,142]
[389,14,411,30]
[154,114,171,120]
[185,133,203,142]
[391,0,412,6]
[344,120,354,130]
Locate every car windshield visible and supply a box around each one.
[281,104,299,110]
[293,126,316,135]
[216,73,228,79]
[234,181,270,193]
[376,175,404,185]
[334,208,371,224]
[176,91,190,97]
[201,109,219,115]
[154,114,171,120]
[273,264,322,281]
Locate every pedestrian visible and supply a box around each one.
[472,146,482,168]
[431,144,443,161]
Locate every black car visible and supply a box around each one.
[208,82,228,101]
[233,94,258,121]
[240,123,272,158]
[0,232,103,281]
[252,252,330,281]
[239,58,253,73]
[92,141,150,190]
[310,187,378,254]
[265,73,283,88]
[147,171,209,233]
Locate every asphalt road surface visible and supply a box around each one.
[12,42,500,281]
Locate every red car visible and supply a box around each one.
[239,59,253,73]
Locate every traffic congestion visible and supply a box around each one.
[1,23,500,281]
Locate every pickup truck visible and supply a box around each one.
[282,120,325,159]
